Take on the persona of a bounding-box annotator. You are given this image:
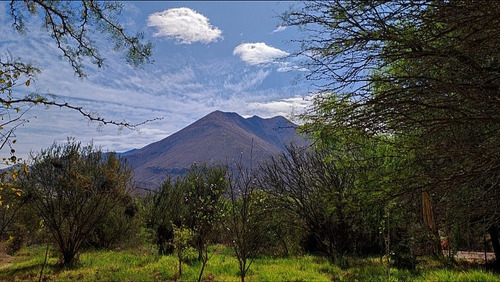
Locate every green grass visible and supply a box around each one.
[1,245,500,281]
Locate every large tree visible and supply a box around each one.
[22,139,133,266]
[286,0,500,257]
[259,144,385,262]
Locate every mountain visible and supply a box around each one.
[122,110,306,190]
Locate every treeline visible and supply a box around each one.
[0,133,482,281]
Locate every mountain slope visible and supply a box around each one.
[123,110,305,189]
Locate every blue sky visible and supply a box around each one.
[0,1,314,162]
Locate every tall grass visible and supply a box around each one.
[1,245,499,281]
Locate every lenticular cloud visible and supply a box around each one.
[147,7,222,44]
[233,43,289,65]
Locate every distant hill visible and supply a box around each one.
[121,110,307,190]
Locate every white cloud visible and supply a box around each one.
[233,42,289,65]
[245,96,312,120]
[272,25,287,33]
[147,7,222,44]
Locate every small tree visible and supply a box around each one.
[226,161,272,282]
[22,139,132,266]
[145,177,186,255]
[172,225,193,278]
[182,164,227,282]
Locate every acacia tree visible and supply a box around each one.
[1,0,154,160]
[286,0,500,261]
[22,139,133,266]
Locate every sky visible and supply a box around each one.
[0,1,315,163]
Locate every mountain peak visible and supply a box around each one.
[206,110,239,118]
[122,110,307,189]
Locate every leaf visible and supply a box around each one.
[25,80,30,87]
[16,191,21,197]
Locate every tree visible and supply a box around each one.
[84,194,140,250]
[285,0,500,262]
[22,139,133,266]
[259,144,384,262]
[1,1,154,160]
[181,164,227,282]
[145,177,187,255]
[7,0,153,77]
[0,169,30,254]
[172,225,193,278]
[225,161,272,282]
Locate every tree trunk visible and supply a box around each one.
[239,256,247,282]
[422,190,442,255]
[488,224,500,267]
[63,250,76,267]
[178,254,182,277]
[197,259,207,282]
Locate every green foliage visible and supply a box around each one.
[21,138,133,266]
[286,0,500,263]
[144,177,186,255]
[84,195,141,250]
[260,144,386,261]
[225,162,281,282]
[145,163,227,282]
[181,164,227,260]
[172,225,193,277]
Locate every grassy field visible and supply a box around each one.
[1,245,499,281]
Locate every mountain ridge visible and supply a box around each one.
[122,110,306,189]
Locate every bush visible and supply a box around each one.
[84,195,141,250]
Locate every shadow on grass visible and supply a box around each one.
[0,258,85,281]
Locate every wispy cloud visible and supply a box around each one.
[147,7,222,44]
[272,25,287,33]
[277,62,309,73]
[233,43,288,65]
[223,69,271,93]
[1,3,311,164]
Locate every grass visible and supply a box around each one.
[1,245,500,281]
